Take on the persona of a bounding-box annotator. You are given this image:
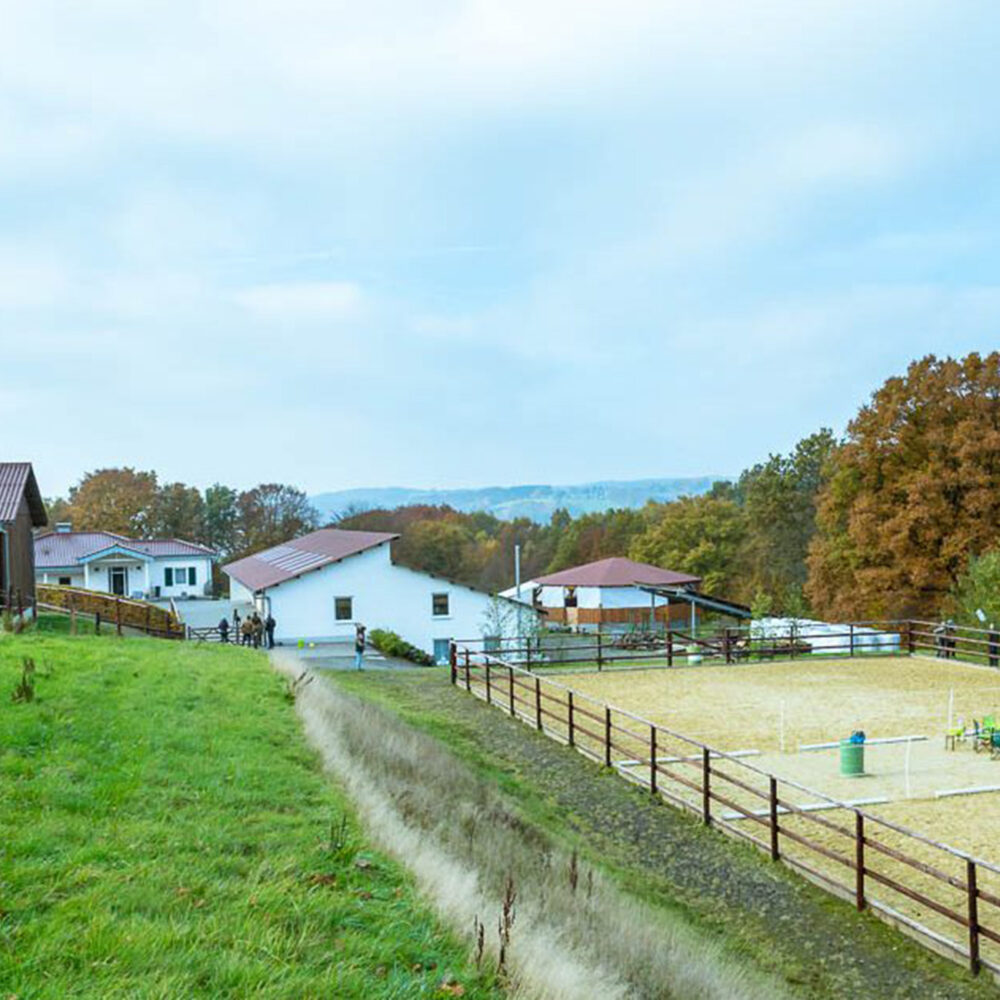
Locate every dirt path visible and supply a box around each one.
[329,669,1000,1000]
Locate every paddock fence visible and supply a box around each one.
[34,584,185,639]
[450,629,1000,978]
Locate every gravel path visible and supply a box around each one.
[332,669,1000,1000]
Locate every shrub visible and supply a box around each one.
[368,628,434,666]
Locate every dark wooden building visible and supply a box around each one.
[0,463,47,609]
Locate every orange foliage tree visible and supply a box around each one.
[806,352,1000,619]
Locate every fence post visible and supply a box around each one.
[604,707,612,767]
[568,690,575,747]
[855,812,866,911]
[464,649,471,692]
[725,629,732,665]
[650,725,657,795]
[95,612,101,636]
[508,666,515,717]
[16,589,22,618]
[769,777,779,860]
[968,859,981,975]
[145,605,151,634]
[849,624,855,657]
[702,747,711,825]
[597,632,603,671]
[485,660,492,705]
[449,642,457,685]
[534,676,542,731]
[666,630,673,668]
[907,620,915,655]
[115,598,122,636]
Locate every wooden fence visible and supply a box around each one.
[450,634,1000,977]
[35,584,184,639]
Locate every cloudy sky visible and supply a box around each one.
[4,1,998,498]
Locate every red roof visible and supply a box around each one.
[35,530,216,568]
[223,528,398,591]
[0,463,46,526]
[534,556,700,588]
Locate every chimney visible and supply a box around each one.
[55,522,72,533]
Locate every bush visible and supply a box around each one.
[368,628,434,666]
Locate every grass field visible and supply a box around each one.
[466,654,1000,971]
[0,629,499,998]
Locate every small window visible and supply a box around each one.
[164,568,174,587]
[432,593,449,617]
[58,576,71,586]
[564,586,578,608]
[188,567,197,586]
[335,596,353,621]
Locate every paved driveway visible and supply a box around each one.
[156,598,254,629]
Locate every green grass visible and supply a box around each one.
[0,632,500,999]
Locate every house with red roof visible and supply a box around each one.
[224,527,536,662]
[500,556,702,632]
[34,525,216,599]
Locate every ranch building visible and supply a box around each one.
[224,527,535,662]
[34,524,217,599]
[0,462,48,609]
[500,556,703,632]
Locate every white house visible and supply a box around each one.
[34,525,216,599]
[224,527,534,662]
[500,556,702,632]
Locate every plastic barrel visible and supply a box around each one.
[839,739,865,776]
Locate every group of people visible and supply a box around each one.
[217,609,276,649]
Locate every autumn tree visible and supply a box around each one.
[235,484,319,556]
[629,494,748,595]
[806,352,1000,618]
[65,468,159,536]
[152,482,205,540]
[203,484,239,556]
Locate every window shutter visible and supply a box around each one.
[165,568,173,587]
[189,567,197,585]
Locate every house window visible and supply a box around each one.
[164,567,173,586]
[433,638,451,664]
[188,567,197,586]
[432,593,450,617]
[58,576,71,586]
[564,586,578,608]
[335,597,353,621]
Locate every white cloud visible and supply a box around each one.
[232,281,364,321]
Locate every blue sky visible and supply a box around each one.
[3,1,999,498]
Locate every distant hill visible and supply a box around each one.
[311,477,722,523]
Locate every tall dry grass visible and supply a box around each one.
[275,655,790,1000]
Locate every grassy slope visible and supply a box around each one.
[0,631,499,999]
[329,668,1000,1000]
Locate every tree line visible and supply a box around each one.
[42,351,1000,625]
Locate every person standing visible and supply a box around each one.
[218,616,230,644]
[265,613,276,649]
[354,623,366,671]
[251,612,263,649]
[241,615,253,647]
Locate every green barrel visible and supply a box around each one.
[839,739,865,776]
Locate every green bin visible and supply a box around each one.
[839,739,865,776]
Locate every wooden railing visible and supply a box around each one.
[451,638,1000,976]
[35,584,184,639]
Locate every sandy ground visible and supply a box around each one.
[471,657,1000,967]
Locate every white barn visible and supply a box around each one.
[34,526,216,599]
[224,528,532,662]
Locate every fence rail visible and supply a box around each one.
[35,584,184,639]
[451,624,1000,977]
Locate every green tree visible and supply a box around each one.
[203,484,239,556]
[629,495,748,595]
[153,482,205,541]
[948,550,1000,628]
[236,484,318,556]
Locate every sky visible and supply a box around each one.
[3,1,999,499]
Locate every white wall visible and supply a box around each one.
[598,586,669,609]
[256,543,524,659]
[35,554,214,598]
[153,556,214,598]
